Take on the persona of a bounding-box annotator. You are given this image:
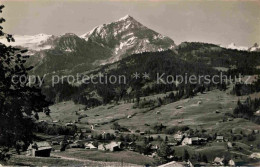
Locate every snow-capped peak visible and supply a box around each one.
[117,14,132,22]
[227,43,248,51]
[249,43,260,52]
[0,33,53,51]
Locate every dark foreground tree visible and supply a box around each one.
[0,5,50,160]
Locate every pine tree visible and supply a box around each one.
[0,5,50,160]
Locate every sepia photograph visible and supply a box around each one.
[0,0,260,166]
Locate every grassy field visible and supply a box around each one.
[6,153,143,166]
[53,149,155,166]
[36,87,260,165]
[41,87,259,134]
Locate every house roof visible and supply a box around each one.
[85,143,96,148]
[158,160,185,167]
[216,136,224,140]
[214,157,224,163]
[29,141,52,151]
[191,137,199,141]
[36,141,51,147]
[105,142,120,149]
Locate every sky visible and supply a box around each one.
[1,0,260,46]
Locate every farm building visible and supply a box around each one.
[69,143,81,148]
[213,157,224,166]
[85,143,97,149]
[229,159,235,166]
[182,137,192,145]
[27,141,52,157]
[173,133,184,142]
[105,142,122,152]
[216,136,224,142]
[98,144,106,151]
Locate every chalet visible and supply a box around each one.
[191,137,199,145]
[69,143,81,148]
[105,142,121,152]
[215,110,220,114]
[127,142,136,151]
[90,125,94,130]
[156,111,161,114]
[65,123,74,126]
[52,120,59,123]
[51,141,59,145]
[182,137,192,145]
[158,161,186,167]
[27,142,52,157]
[216,136,224,142]
[176,106,183,109]
[98,144,106,151]
[85,143,97,149]
[127,115,132,118]
[173,132,184,142]
[255,110,260,117]
[151,144,158,151]
[213,157,224,166]
[199,137,208,144]
[167,142,178,147]
[227,142,232,149]
[140,132,145,135]
[228,159,235,166]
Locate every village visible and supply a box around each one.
[24,115,259,166]
[12,87,257,166]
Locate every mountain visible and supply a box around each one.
[0,34,56,52]
[29,33,112,76]
[249,43,260,52]
[226,43,248,51]
[0,15,176,75]
[80,15,176,64]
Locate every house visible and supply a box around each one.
[213,157,224,166]
[140,132,145,135]
[105,142,121,152]
[215,110,220,114]
[158,160,186,167]
[191,137,199,145]
[51,141,59,145]
[127,142,136,151]
[69,143,81,148]
[173,132,184,142]
[85,143,97,149]
[65,123,74,126]
[176,106,183,109]
[151,144,158,151]
[216,136,224,142]
[90,125,94,130]
[98,144,106,151]
[27,142,52,157]
[227,142,232,149]
[52,120,59,123]
[228,159,235,166]
[127,115,132,118]
[198,137,208,144]
[156,111,161,114]
[167,142,178,147]
[182,137,192,145]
